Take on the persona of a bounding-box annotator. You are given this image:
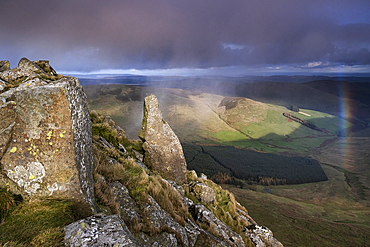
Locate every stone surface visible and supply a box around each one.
[138,94,186,184]
[192,204,245,247]
[144,195,189,246]
[138,232,178,247]
[33,60,58,77]
[245,225,284,247]
[186,220,229,247]
[0,57,48,82]
[0,58,96,212]
[0,78,6,91]
[189,181,215,203]
[110,181,141,223]
[64,214,142,247]
[187,170,198,181]
[0,60,10,72]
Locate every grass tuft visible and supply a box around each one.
[0,199,85,247]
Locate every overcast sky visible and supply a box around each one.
[1,0,370,75]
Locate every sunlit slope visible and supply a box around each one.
[85,84,350,155]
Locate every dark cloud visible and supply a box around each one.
[0,0,369,72]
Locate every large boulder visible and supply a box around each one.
[0,57,50,83]
[138,94,186,184]
[0,58,96,212]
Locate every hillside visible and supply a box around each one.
[0,58,283,246]
[84,81,370,247]
[85,84,351,156]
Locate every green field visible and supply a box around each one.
[85,84,370,247]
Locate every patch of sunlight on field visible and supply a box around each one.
[210,130,250,142]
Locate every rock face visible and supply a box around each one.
[0,58,96,212]
[0,60,10,72]
[192,204,245,247]
[64,214,142,247]
[189,181,215,203]
[138,94,186,184]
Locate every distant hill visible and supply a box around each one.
[85,84,353,156]
[304,79,370,107]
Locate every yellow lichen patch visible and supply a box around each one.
[59,133,64,138]
[49,142,52,146]
[46,131,53,140]
[28,147,32,151]
[80,222,88,229]
[29,174,36,180]
[10,147,17,153]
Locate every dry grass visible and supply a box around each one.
[0,199,84,247]
[148,176,188,226]
[0,189,16,223]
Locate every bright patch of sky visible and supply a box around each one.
[63,64,370,78]
[222,43,245,50]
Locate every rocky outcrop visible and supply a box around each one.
[138,94,187,184]
[64,214,142,247]
[110,181,141,223]
[85,110,284,247]
[0,60,10,72]
[246,225,284,247]
[188,181,215,203]
[0,59,283,246]
[192,204,245,247]
[0,58,96,212]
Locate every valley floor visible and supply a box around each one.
[222,137,370,247]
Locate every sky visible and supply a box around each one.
[1,0,370,76]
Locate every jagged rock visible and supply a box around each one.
[192,204,245,247]
[110,181,141,223]
[236,203,257,226]
[186,220,229,247]
[199,173,207,180]
[64,214,142,247]
[0,57,50,82]
[0,60,10,72]
[100,136,115,149]
[0,78,6,91]
[138,94,186,184]
[162,178,194,209]
[187,170,198,181]
[0,59,96,212]
[138,232,178,247]
[118,143,130,157]
[33,60,58,77]
[144,195,189,246]
[245,225,283,247]
[189,181,215,203]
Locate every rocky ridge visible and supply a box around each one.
[0,58,283,247]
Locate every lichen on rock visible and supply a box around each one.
[139,94,187,184]
[0,58,96,213]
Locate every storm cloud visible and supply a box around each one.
[1,0,370,72]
